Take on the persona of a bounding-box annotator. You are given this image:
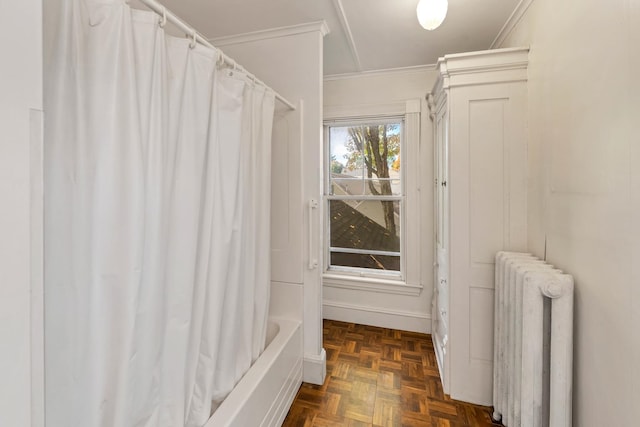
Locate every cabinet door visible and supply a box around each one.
[448,82,527,405]
[433,96,450,393]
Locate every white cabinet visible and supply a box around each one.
[430,82,450,394]
[428,48,529,405]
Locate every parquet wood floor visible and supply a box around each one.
[282,320,501,427]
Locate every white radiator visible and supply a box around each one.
[492,252,574,427]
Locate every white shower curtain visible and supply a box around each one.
[44,1,275,426]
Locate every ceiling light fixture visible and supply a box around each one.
[416,0,448,31]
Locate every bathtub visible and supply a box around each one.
[204,317,303,427]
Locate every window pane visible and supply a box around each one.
[327,120,403,274]
[360,124,401,196]
[330,252,400,271]
[329,200,400,252]
[329,123,401,196]
[330,177,366,196]
[360,178,401,197]
[329,126,361,178]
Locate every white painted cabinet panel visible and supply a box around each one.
[429,48,528,405]
[431,85,450,394]
[271,108,304,284]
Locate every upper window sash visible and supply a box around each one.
[325,119,404,198]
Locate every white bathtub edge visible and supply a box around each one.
[204,317,302,427]
[261,356,303,427]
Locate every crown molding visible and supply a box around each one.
[324,63,437,81]
[490,0,535,49]
[209,20,330,47]
[433,47,529,89]
[437,47,529,73]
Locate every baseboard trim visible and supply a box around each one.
[323,300,431,334]
[303,349,326,385]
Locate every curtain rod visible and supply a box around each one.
[134,0,297,111]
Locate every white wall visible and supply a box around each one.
[498,0,640,424]
[323,68,438,333]
[0,1,44,426]
[215,23,328,384]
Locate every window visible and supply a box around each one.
[325,119,404,277]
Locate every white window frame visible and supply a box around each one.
[323,100,422,293]
[324,117,405,278]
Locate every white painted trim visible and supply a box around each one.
[432,334,448,393]
[324,63,437,81]
[490,0,535,49]
[323,102,423,299]
[324,98,423,120]
[323,300,431,334]
[438,47,529,74]
[331,0,362,72]
[403,110,422,286]
[209,20,330,47]
[434,47,529,89]
[406,99,421,114]
[303,349,326,385]
[324,274,423,296]
[29,109,44,427]
[324,101,407,120]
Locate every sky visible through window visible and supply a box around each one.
[329,127,350,167]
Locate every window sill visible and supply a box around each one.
[323,273,423,296]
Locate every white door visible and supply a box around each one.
[448,82,527,405]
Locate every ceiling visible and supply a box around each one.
[152,0,521,76]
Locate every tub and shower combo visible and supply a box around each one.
[44,0,303,425]
[206,318,302,427]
